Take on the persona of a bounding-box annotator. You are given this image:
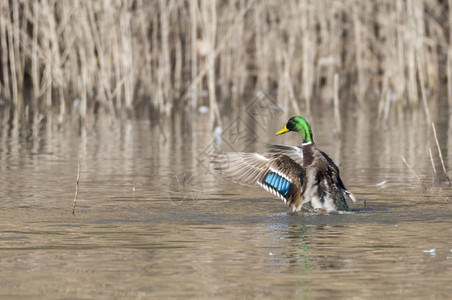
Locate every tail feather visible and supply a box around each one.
[342,188,357,202]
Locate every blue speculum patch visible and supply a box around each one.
[264,172,290,196]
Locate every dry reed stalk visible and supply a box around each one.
[121,7,134,109]
[181,0,254,103]
[431,122,451,186]
[0,0,11,99]
[114,17,123,110]
[150,7,159,105]
[406,0,419,108]
[72,162,81,215]
[31,1,40,99]
[428,147,438,182]
[325,2,341,102]
[450,0,452,45]
[288,74,301,114]
[448,51,452,109]
[79,49,88,123]
[41,0,52,106]
[104,75,130,123]
[160,0,172,112]
[201,0,222,126]
[394,0,406,103]
[417,54,432,125]
[231,0,246,104]
[254,4,265,93]
[352,1,365,106]
[10,0,23,103]
[377,72,390,122]
[219,38,231,104]
[86,2,107,106]
[12,0,24,93]
[333,73,341,135]
[280,53,300,114]
[58,88,65,122]
[401,155,426,189]
[276,51,286,110]
[138,7,154,101]
[174,33,183,98]
[5,0,18,105]
[443,69,452,135]
[300,0,313,113]
[0,0,449,120]
[190,0,198,109]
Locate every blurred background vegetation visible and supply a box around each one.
[0,0,451,125]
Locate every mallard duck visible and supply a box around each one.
[212,116,356,212]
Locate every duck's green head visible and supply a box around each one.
[275,116,313,143]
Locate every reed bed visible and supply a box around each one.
[0,0,451,122]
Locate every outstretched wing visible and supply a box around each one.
[211,152,306,209]
[211,152,271,185]
[267,144,304,165]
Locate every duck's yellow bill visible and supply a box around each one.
[275,125,289,135]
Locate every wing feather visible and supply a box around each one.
[211,152,272,185]
[267,144,304,165]
[211,152,307,210]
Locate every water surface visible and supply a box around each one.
[0,103,451,299]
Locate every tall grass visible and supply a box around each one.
[0,0,450,123]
